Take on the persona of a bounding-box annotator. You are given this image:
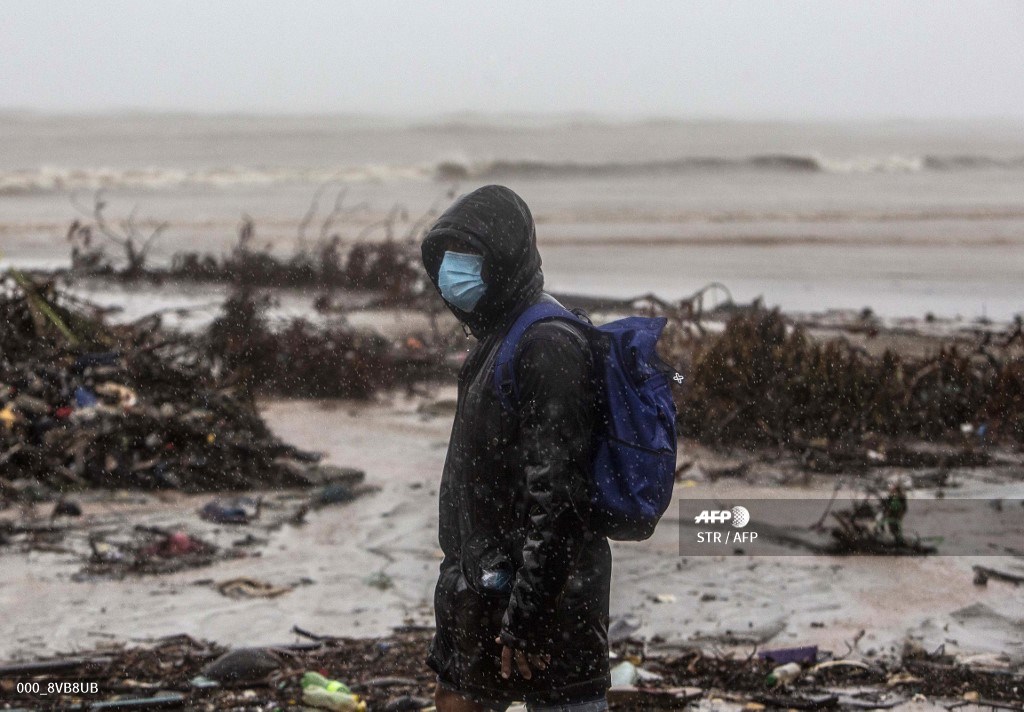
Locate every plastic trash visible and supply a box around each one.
[201,647,282,683]
[302,671,350,693]
[316,482,355,506]
[766,661,802,687]
[95,382,138,408]
[610,660,639,687]
[189,675,220,689]
[303,687,366,711]
[51,499,82,517]
[74,386,99,408]
[301,671,365,712]
[13,394,49,416]
[141,531,204,558]
[199,497,258,524]
[0,405,18,430]
[758,645,817,665]
[384,695,433,712]
[73,352,121,373]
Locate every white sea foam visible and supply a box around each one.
[4,152,1023,195]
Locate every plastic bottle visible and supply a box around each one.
[302,686,366,712]
[766,661,801,687]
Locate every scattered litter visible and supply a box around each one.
[199,496,261,524]
[610,660,639,687]
[811,660,872,673]
[364,570,395,591]
[759,646,818,665]
[972,564,1024,586]
[201,647,282,683]
[887,671,923,686]
[1,629,1021,710]
[78,527,220,579]
[216,577,295,599]
[606,686,703,707]
[751,691,838,710]
[51,498,83,518]
[0,273,340,503]
[383,694,432,711]
[302,670,366,711]
[766,661,802,687]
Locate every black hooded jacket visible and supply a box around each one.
[421,186,611,705]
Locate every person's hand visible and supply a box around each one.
[495,637,550,679]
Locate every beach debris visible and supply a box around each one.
[652,592,678,603]
[972,564,1024,586]
[302,671,367,712]
[675,307,1024,451]
[205,287,451,399]
[51,498,83,518]
[200,647,283,684]
[766,661,803,688]
[77,527,221,579]
[811,660,872,674]
[140,530,205,558]
[198,496,261,525]
[611,660,640,687]
[65,193,430,302]
[383,694,432,711]
[87,692,187,710]
[606,685,704,707]
[2,628,1021,710]
[216,576,295,599]
[315,482,359,507]
[0,273,389,505]
[364,570,395,591]
[827,490,935,555]
[886,671,924,686]
[758,646,818,666]
[752,691,838,709]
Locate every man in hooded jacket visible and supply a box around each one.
[421,185,611,711]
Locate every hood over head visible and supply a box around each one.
[421,185,543,337]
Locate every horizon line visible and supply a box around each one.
[1,108,1022,126]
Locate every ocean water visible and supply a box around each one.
[1,113,1023,318]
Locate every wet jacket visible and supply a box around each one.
[421,186,611,705]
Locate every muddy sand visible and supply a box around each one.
[2,389,1022,675]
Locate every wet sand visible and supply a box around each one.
[2,392,1022,669]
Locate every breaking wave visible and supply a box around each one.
[0,164,433,196]
[3,153,1024,195]
[436,153,1024,180]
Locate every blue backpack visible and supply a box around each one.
[492,301,680,541]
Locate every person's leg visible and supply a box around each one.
[434,677,510,712]
[527,697,608,712]
[435,685,488,712]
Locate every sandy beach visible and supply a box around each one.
[3,389,1022,674]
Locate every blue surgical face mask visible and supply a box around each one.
[437,250,487,312]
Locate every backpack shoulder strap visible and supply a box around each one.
[492,301,582,413]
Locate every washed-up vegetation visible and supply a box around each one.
[62,190,438,304]
[0,272,353,503]
[204,289,453,399]
[0,627,1019,710]
[673,307,1024,449]
[5,266,1022,509]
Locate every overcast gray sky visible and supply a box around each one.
[2,0,1022,119]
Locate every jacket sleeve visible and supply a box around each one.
[499,322,597,652]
